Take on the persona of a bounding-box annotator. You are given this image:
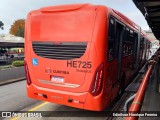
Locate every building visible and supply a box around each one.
[0,34,24,62]
[145,29,159,46]
[0,34,24,47]
[145,29,159,57]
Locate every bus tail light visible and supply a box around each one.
[24,60,32,85]
[90,63,104,96]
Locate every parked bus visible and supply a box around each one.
[25,4,151,111]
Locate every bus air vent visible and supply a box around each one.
[32,42,87,60]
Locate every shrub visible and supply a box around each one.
[12,60,24,67]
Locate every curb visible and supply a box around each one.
[0,77,26,86]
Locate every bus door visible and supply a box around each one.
[121,29,138,86]
[107,17,124,102]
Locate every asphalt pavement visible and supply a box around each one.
[0,66,25,81]
[0,81,107,120]
[0,81,39,111]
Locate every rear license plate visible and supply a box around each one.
[51,76,64,84]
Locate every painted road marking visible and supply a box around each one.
[11,102,48,120]
[28,102,48,111]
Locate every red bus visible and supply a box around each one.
[25,4,151,111]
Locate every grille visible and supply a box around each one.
[32,42,87,60]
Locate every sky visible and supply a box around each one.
[0,0,149,34]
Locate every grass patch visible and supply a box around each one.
[0,65,12,70]
[12,60,24,67]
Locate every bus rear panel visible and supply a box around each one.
[25,4,108,111]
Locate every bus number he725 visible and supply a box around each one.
[67,61,92,69]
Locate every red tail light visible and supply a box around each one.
[90,63,104,96]
[24,60,32,85]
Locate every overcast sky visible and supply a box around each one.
[0,0,149,34]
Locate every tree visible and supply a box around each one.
[0,21,4,30]
[10,19,25,37]
[16,27,24,37]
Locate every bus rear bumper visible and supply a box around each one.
[27,83,105,111]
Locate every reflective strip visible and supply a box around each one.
[132,101,141,105]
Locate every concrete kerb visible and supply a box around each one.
[0,77,26,86]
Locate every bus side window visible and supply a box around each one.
[123,28,135,56]
[123,27,129,56]
[128,30,134,55]
[108,18,115,61]
[139,37,144,61]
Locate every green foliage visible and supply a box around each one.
[12,60,24,67]
[16,27,24,37]
[10,19,25,37]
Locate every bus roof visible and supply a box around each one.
[40,4,90,12]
